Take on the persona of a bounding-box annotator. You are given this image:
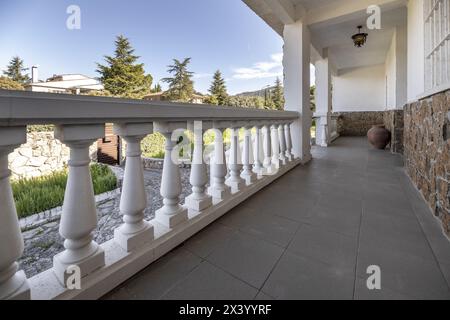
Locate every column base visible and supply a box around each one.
[279,157,287,166]
[185,194,213,212]
[241,172,257,185]
[114,222,154,253]
[53,244,105,287]
[208,185,232,202]
[225,178,246,193]
[0,270,30,300]
[155,207,188,229]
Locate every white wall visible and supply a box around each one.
[407,0,425,101]
[385,32,397,109]
[332,64,386,112]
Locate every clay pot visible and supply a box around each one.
[367,125,391,150]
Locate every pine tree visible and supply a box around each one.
[208,70,228,105]
[162,58,194,102]
[271,77,285,110]
[3,56,30,84]
[151,83,162,93]
[96,35,153,98]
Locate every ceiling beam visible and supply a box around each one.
[306,0,407,28]
[263,0,298,25]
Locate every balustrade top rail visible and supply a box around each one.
[0,90,299,126]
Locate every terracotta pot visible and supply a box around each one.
[367,125,391,150]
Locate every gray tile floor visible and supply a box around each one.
[104,137,450,300]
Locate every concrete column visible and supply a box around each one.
[185,121,212,213]
[315,58,332,147]
[154,122,188,229]
[252,124,264,177]
[283,20,312,162]
[226,124,245,193]
[53,124,106,286]
[241,126,257,185]
[113,123,154,252]
[0,127,30,300]
[209,122,231,202]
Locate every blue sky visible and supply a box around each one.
[0,0,300,94]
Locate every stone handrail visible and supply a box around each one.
[0,90,301,300]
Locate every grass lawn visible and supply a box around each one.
[12,163,117,219]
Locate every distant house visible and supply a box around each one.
[143,91,205,104]
[25,66,103,94]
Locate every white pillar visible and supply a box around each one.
[278,122,287,165]
[241,126,257,185]
[0,127,30,300]
[226,124,245,193]
[284,122,294,161]
[53,124,105,286]
[209,122,231,201]
[185,121,212,213]
[271,124,280,169]
[252,123,264,177]
[154,122,188,229]
[283,20,312,162]
[315,58,332,147]
[262,124,274,174]
[113,123,154,252]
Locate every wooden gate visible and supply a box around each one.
[97,124,120,165]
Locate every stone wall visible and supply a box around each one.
[8,131,98,180]
[334,112,385,136]
[383,110,404,154]
[404,90,450,236]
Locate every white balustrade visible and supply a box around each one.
[271,124,281,170]
[278,122,288,165]
[284,122,294,161]
[262,124,274,174]
[113,123,154,252]
[154,122,188,229]
[252,123,264,177]
[226,124,245,193]
[53,124,106,286]
[185,121,212,212]
[241,125,257,185]
[209,123,232,202]
[0,91,302,300]
[0,127,30,300]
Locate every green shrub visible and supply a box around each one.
[12,163,117,219]
[141,133,166,158]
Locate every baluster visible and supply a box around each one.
[113,123,154,252]
[226,124,245,193]
[53,124,105,286]
[241,125,257,185]
[0,126,30,300]
[284,122,294,161]
[271,124,281,170]
[262,124,274,175]
[185,121,212,213]
[252,123,264,177]
[209,123,231,202]
[154,122,188,229]
[278,122,287,166]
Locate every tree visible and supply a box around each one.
[151,83,162,93]
[271,77,284,110]
[96,35,153,99]
[310,85,316,112]
[208,70,228,105]
[162,58,194,102]
[3,56,30,84]
[0,76,24,90]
